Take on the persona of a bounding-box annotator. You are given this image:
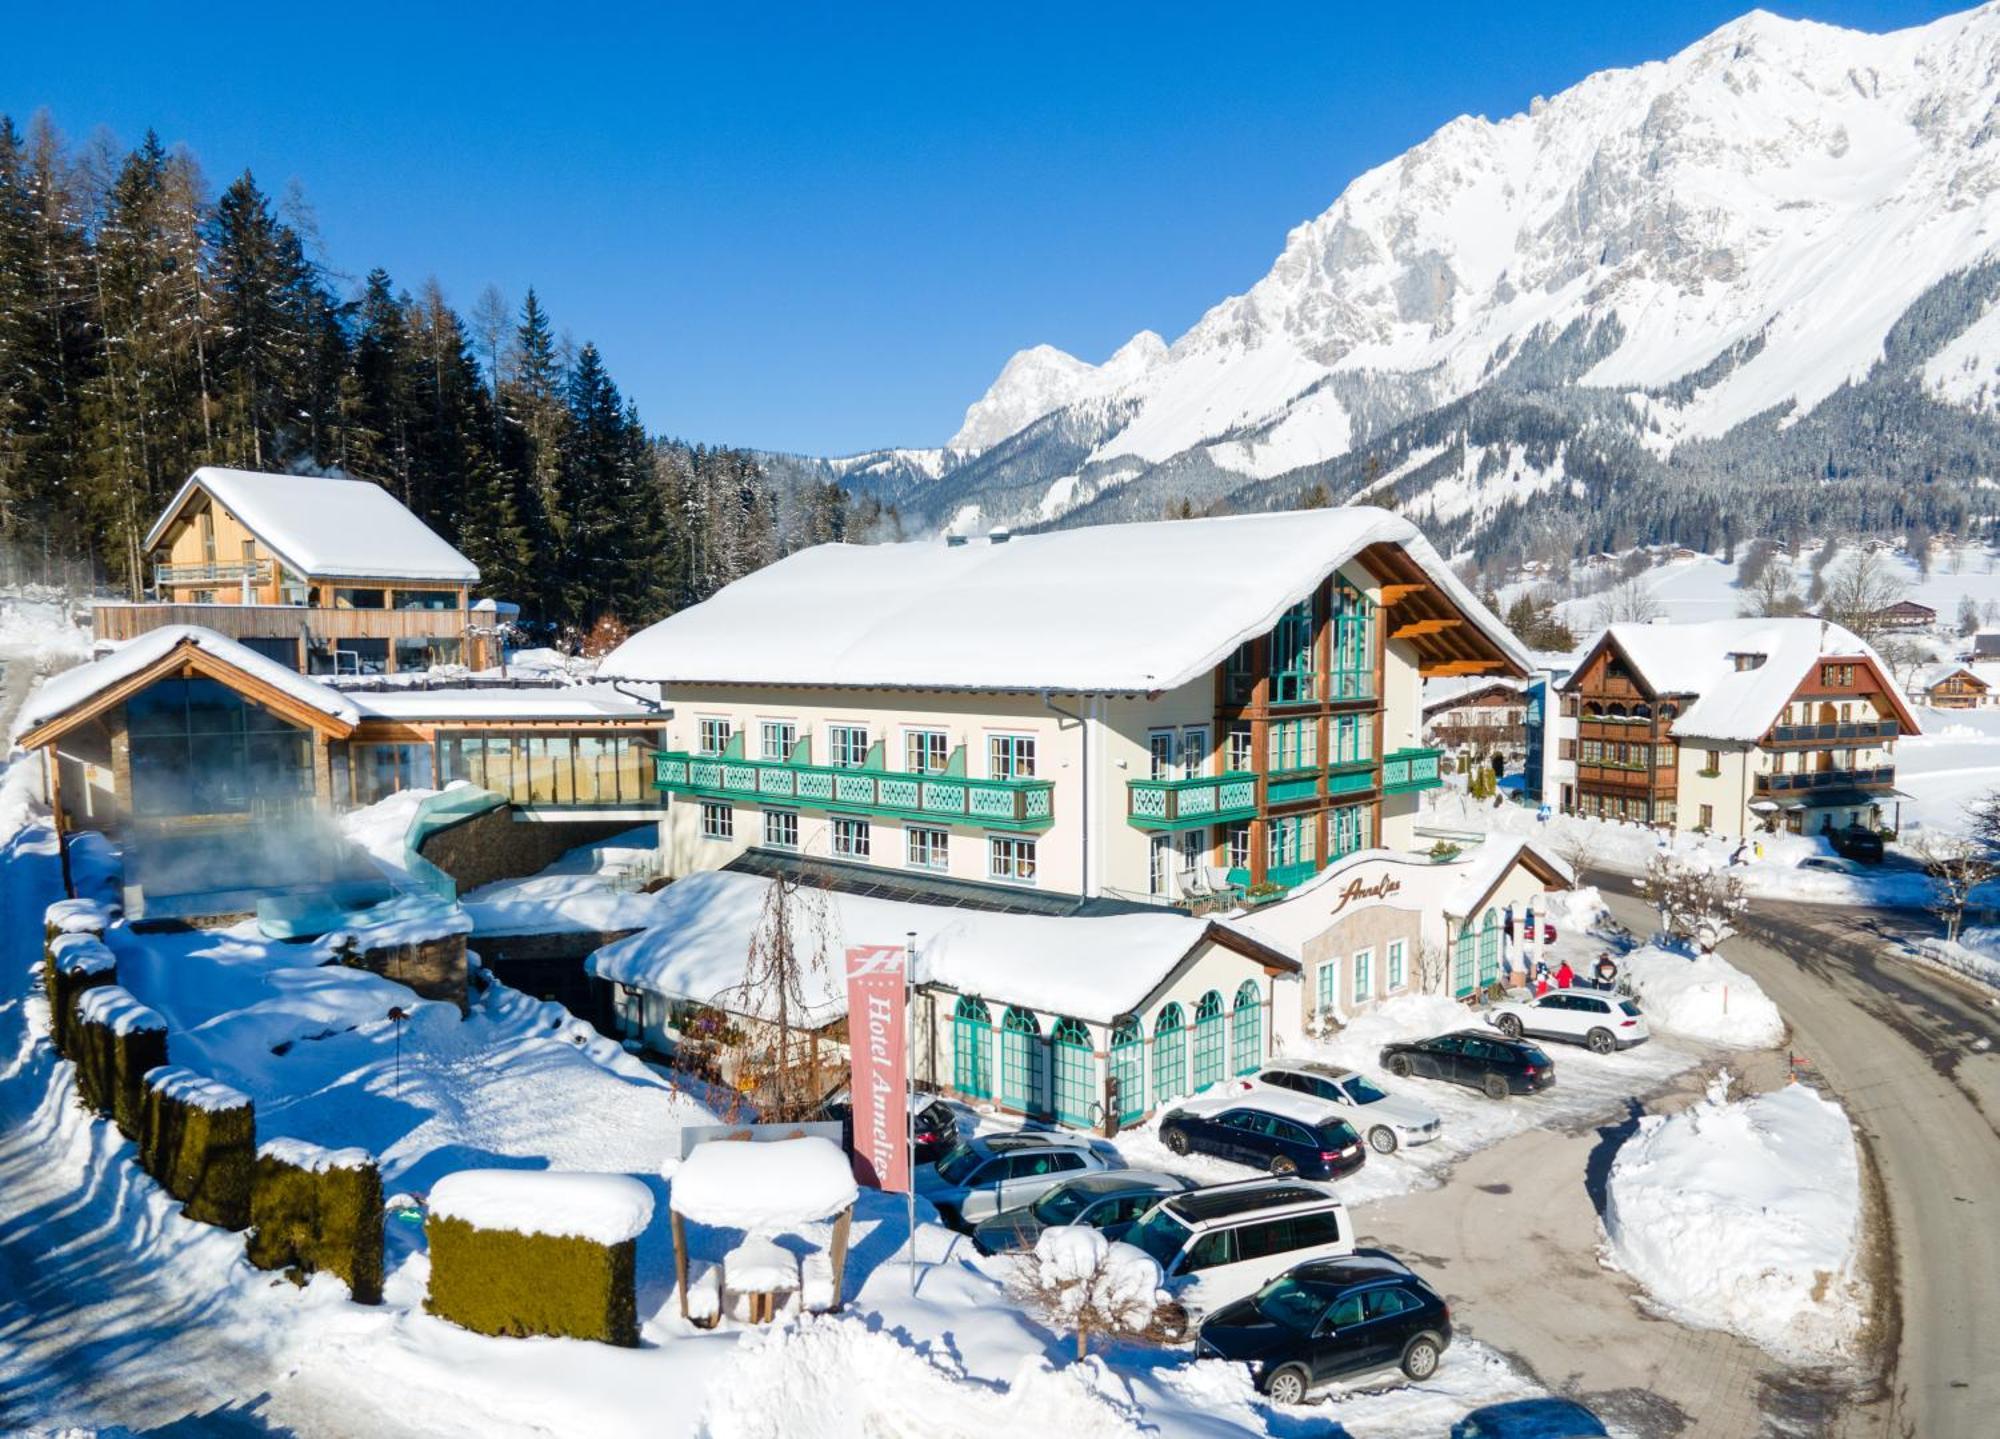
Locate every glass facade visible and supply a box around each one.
[126,677,314,820]
[437,730,658,807]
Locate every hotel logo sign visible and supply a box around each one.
[1327,872,1404,917]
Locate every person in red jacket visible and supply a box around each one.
[1554,959,1575,990]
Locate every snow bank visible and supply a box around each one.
[48,932,116,977]
[427,1169,655,1246]
[259,1136,373,1172]
[1622,944,1785,1048]
[74,984,166,1036]
[669,1136,859,1228]
[1313,991,1477,1072]
[1603,1077,1865,1361]
[1545,884,1607,932]
[44,896,116,934]
[144,1065,249,1113]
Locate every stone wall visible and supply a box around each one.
[351,931,470,1012]
[416,803,639,893]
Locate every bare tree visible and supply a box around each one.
[1740,562,1806,618]
[1591,576,1663,627]
[1959,594,1983,637]
[1876,637,1929,695]
[1909,832,2000,943]
[717,869,837,1121]
[1819,549,1909,646]
[1411,939,1450,995]
[1637,852,1747,953]
[1009,1229,1183,1360]
[1546,822,1600,881]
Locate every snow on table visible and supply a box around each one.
[74,984,166,1036]
[1603,1076,1866,1362]
[1621,943,1785,1048]
[427,1169,654,1246]
[259,1136,374,1172]
[668,1136,858,1228]
[144,1065,249,1113]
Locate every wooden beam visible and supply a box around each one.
[1378,582,1428,605]
[1391,617,1463,640]
[1419,660,1506,677]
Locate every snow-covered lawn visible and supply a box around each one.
[1601,1075,1867,1364]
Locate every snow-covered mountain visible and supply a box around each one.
[912,4,2000,554]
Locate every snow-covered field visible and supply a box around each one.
[1601,1074,1867,1364]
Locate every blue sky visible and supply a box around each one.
[1,1,1960,455]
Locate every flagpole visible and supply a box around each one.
[905,929,918,1297]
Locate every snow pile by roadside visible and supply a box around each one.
[1603,1075,1866,1363]
[1621,944,1785,1048]
[1911,929,2000,992]
[1545,884,1608,933]
[1311,991,1476,1071]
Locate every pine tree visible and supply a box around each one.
[497,287,568,614]
[208,171,321,469]
[348,267,413,496]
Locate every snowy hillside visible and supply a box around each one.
[911,5,2000,547]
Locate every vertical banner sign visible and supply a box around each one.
[845,944,910,1192]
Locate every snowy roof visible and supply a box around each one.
[1421,675,1525,714]
[145,467,479,583]
[1916,661,1992,692]
[598,507,1531,693]
[586,870,1293,1027]
[668,1136,859,1227]
[1584,619,1918,742]
[344,684,661,724]
[427,1169,654,1246]
[15,627,361,742]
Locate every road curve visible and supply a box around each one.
[1598,873,2000,1439]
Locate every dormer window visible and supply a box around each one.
[1729,652,1765,672]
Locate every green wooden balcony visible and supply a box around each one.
[655,751,1054,831]
[1381,746,1443,794]
[1326,757,1377,796]
[1127,771,1258,831]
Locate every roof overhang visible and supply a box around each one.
[18,637,357,750]
[1357,542,1530,681]
[143,472,318,580]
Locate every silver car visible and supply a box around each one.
[915,1131,1109,1227]
[1247,1062,1443,1155]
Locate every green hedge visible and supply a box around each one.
[246,1143,385,1305]
[425,1216,638,1346]
[72,987,168,1139]
[140,1067,255,1229]
[43,934,115,1060]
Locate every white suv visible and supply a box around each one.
[916,1132,1109,1226]
[1245,1063,1443,1155]
[1123,1177,1354,1321]
[1485,990,1650,1053]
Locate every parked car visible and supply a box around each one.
[916,1132,1110,1228]
[1798,855,1859,876]
[972,1170,1195,1255]
[1125,1177,1354,1319]
[818,1091,962,1166]
[1157,1089,1367,1179]
[1246,1062,1442,1155]
[1829,825,1885,864]
[1195,1249,1453,1403]
[1378,1031,1555,1099]
[1483,991,1650,1054]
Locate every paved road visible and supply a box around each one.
[1592,872,2000,1439]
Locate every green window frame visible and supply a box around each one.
[1331,581,1373,700]
[1334,713,1373,764]
[1000,1006,1044,1115]
[1270,596,1319,703]
[1268,718,1318,773]
[697,718,733,756]
[1328,803,1370,859]
[904,728,948,774]
[1152,1003,1188,1104]
[1051,1017,1094,1127]
[1230,981,1262,1076]
[699,802,733,841]
[1387,938,1406,990]
[828,725,869,769]
[988,733,1036,780]
[1478,908,1500,988]
[1454,925,1477,997]
[759,720,797,762]
[1192,990,1226,1092]
[907,825,949,871]
[762,809,798,849]
[1353,948,1373,1004]
[952,995,994,1100]
[1109,1018,1145,1124]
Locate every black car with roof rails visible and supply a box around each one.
[1378,1029,1554,1099]
[1195,1249,1452,1404]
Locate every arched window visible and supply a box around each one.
[1633,703,1652,720]
[999,1006,1045,1115]
[1659,702,1678,720]
[1606,703,1627,719]
[1478,907,1501,989]
[1582,702,1602,718]
[1152,1003,1187,1104]
[1454,923,1477,997]
[1109,1018,1145,1125]
[951,996,993,1100]
[1192,990,1226,1091]
[1051,1018,1094,1127]
[1230,981,1263,1075]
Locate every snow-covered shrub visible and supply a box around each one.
[247,1139,385,1305]
[424,1170,652,1346]
[141,1066,255,1229]
[1008,1225,1177,1359]
[43,931,115,1059]
[72,984,167,1138]
[1638,850,1746,952]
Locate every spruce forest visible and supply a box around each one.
[0,115,853,636]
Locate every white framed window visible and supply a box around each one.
[697,718,733,757]
[759,720,797,762]
[1387,938,1406,991]
[1149,731,1175,781]
[828,725,870,769]
[988,733,1036,780]
[907,825,949,870]
[1181,726,1210,776]
[763,809,798,849]
[904,729,949,775]
[1226,822,1251,871]
[1149,834,1174,896]
[699,802,733,841]
[988,835,1037,884]
[1353,947,1374,1004]
[832,816,871,859]
[1225,723,1254,773]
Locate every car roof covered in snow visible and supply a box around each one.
[597,506,1531,694]
[1181,1085,1350,1128]
[144,467,479,583]
[1163,1179,1342,1226]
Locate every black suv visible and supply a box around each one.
[1378,1030,1554,1099]
[1196,1249,1452,1403]
[1829,825,1884,864]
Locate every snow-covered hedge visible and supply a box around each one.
[1621,944,1784,1048]
[140,1066,255,1229]
[425,1170,652,1346]
[1603,1077,1866,1361]
[247,1139,384,1305]
[42,930,116,1058]
[72,983,168,1138]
